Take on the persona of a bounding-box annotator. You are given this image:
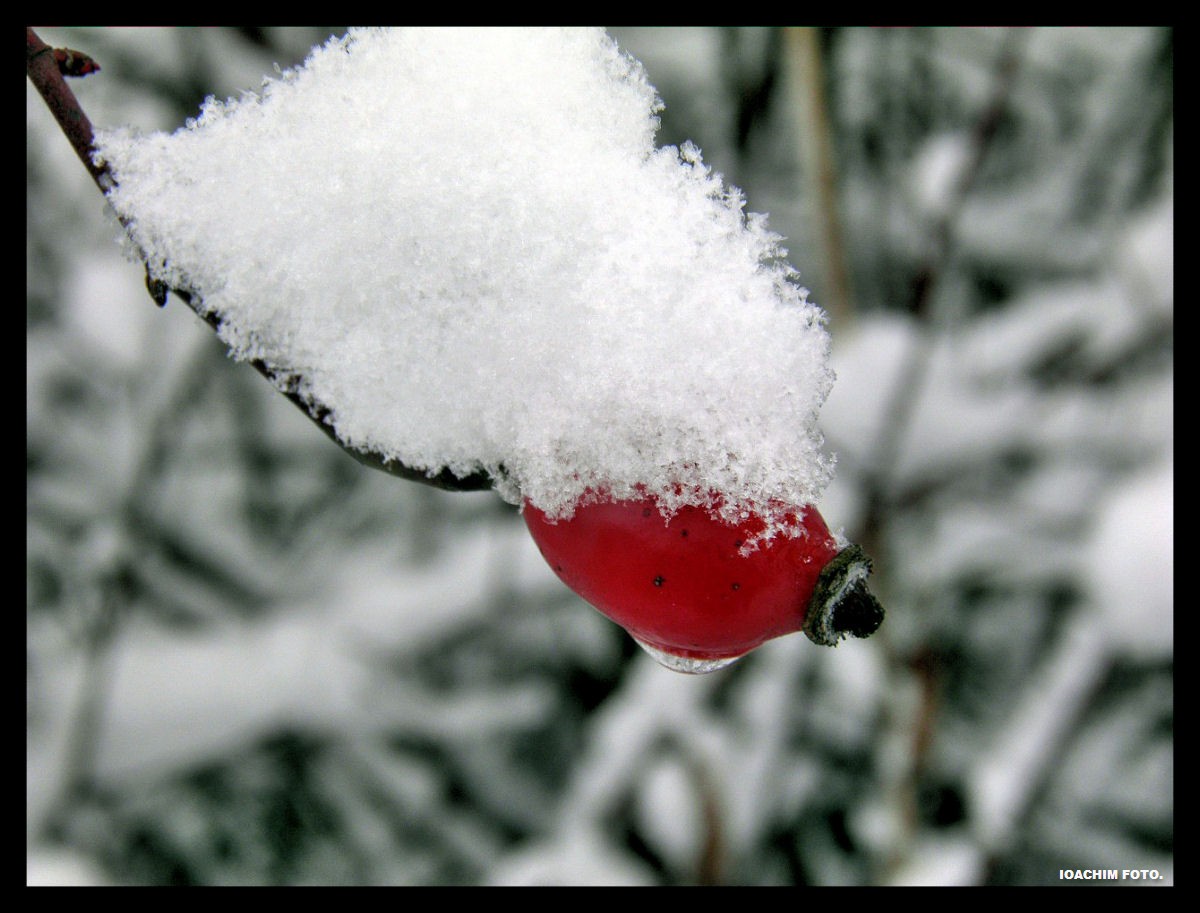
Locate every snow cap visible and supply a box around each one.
[93,27,836,538]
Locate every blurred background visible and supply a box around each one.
[27,27,1172,886]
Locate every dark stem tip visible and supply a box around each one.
[803,543,886,647]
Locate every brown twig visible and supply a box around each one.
[27,28,494,493]
[857,28,1031,884]
[26,28,110,191]
[858,28,1029,554]
[786,27,855,331]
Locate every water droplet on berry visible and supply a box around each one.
[632,636,746,674]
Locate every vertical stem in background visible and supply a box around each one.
[855,29,1029,883]
[779,24,1031,884]
[860,28,1027,554]
[40,585,122,841]
[785,27,854,330]
[34,338,218,842]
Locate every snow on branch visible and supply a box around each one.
[41,28,839,534]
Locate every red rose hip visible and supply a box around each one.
[523,494,884,673]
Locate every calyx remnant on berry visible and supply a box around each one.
[522,493,885,673]
[802,544,885,647]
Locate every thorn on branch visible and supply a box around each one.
[145,272,170,308]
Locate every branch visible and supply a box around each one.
[786,27,855,330]
[26,27,494,493]
[854,28,1032,884]
[858,28,1029,552]
[26,28,109,191]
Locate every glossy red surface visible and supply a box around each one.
[523,495,839,660]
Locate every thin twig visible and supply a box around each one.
[786,27,855,330]
[40,580,121,840]
[859,28,1029,553]
[858,28,1031,884]
[27,27,494,493]
[26,28,110,191]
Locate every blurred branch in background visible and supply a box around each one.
[860,27,1028,558]
[785,27,855,330]
[848,33,1030,878]
[819,27,1170,885]
[28,27,1171,886]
